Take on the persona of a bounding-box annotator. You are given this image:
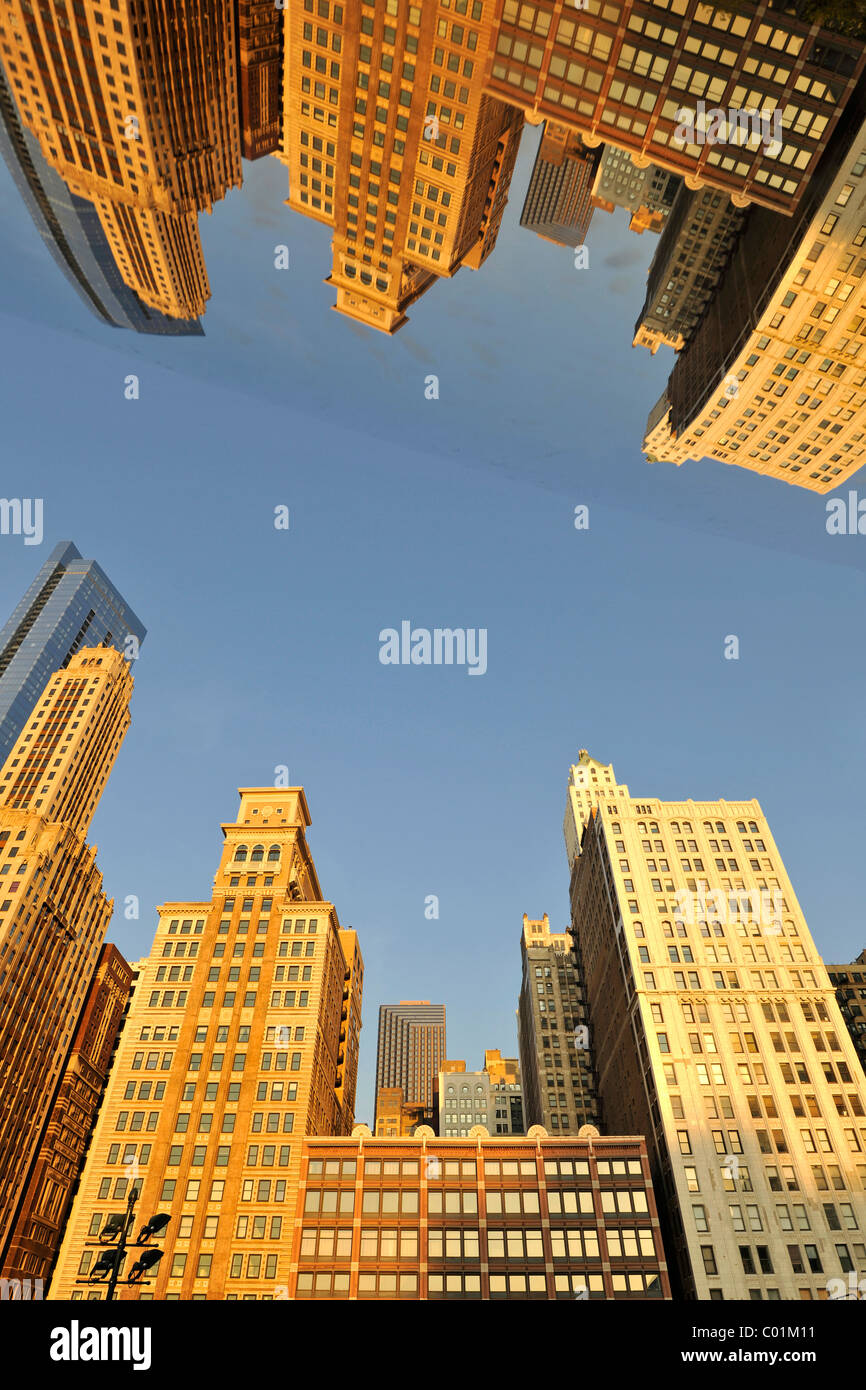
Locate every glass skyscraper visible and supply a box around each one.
[0,541,146,763]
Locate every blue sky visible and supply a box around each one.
[1,132,865,1121]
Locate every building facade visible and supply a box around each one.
[826,950,866,1079]
[375,1000,446,1127]
[565,750,866,1299]
[237,0,283,159]
[485,1049,523,1134]
[0,542,145,765]
[517,913,600,1134]
[280,0,523,331]
[437,1051,523,1137]
[0,944,134,1288]
[287,1128,671,1300]
[0,647,134,1264]
[0,0,243,318]
[374,1086,428,1138]
[484,0,866,216]
[49,785,363,1300]
[591,145,680,235]
[519,121,599,247]
[643,88,866,491]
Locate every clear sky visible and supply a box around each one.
[1,132,864,1121]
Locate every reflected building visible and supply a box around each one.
[0,0,243,318]
[644,86,866,492]
[590,145,680,235]
[520,121,598,247]
[238,0,283,159]
[0,67,203,334]
[485,0,866,216]
[280,0,523,332]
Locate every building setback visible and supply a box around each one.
[0,541,146,765]
[517,913,600,1135]
[0,944,134,1288]
[288,1128,671,1299]
[565,749,866,1300]
[49,786,363,1301]
[0,648,134,1265]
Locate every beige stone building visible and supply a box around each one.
[565,750,866,1299]
[49,785,362,1300]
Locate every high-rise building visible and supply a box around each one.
[519,121,599,247]
[484,0,866,216]
[374,1086,427,1138]
[0,541,146,765]
[564,750,866,1299]
[0,67,203,335]
[280,0,523,331]
[0,0,243,318]
[826,951,866,1079]
[287,1127,671,1300]
[49,785,363,1300]
[643,86,866,492]
[633,184,746,354]
[517,913,600,1135]
[590,146,680,235]
[0,647,135,1262]
[375,1001,446,1126]
[237,0,283,159]
[0,944,134,1288]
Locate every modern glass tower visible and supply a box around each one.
[0,542,146,764]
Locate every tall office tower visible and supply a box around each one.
[516,914,600,1135]
[49,786,364,1301]
[519,121,599,247]
[0,944,134,1288]
[237,0,283,159]
[564,752,866,1300]
[0,0,242,318]
[0,647,134,1262]
[643,86,866,492]
[0,68,203,335]
[590,146,680,235]
[280,0,524,332]
[633,185,746,354]
[0,541,146,765]
[288,1128,671,1301]
[485,0,866,216]
[374,1087,428,1138]
[826,951,866,1078]
[375,1001,446,1125]
[484,1048,524,1134]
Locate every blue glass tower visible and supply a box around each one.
[0,542,146,764]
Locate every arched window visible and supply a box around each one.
[234,845,248,862]
[267,845,280,861]
[251,844,264,862]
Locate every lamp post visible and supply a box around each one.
[76,1187,170,1300]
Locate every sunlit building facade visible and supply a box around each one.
[565,750,866,1299]
[49,786,363,1300]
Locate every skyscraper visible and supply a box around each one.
[49,785,363,1300]
[375,1001,446,1125]
[0,944,134,1289]
[519,121,599,247]
[517,913,600,1134]
[564,750,866,1299]
[0,0,243,318]
[0,541,146,765]
[280,0,523,331]
[0,646,135,1262]
[484,0,866,216]
[643,86,866,492]
[0,67,203,335]
[237,0,283,160]
[826,951,866,1079]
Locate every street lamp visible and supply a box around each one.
[76,1188,170,1301]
